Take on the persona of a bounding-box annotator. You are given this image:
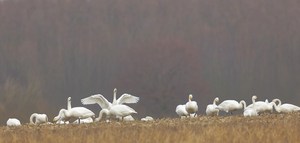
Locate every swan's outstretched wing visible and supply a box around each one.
[116,93,140,104]
[81,94,112,109]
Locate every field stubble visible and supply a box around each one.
[0,113,299,143]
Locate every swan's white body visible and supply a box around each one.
[217,100,245,114]
[185,94,198,117]
[7,118,21,126]
[246,95,274,114]
[56,120,69,124]
[272,99,300,113]
[95,104,137,121]
[73,117,94,124]
[54,107,95,123]
[109,104,137,120]
[206,97,219,116]
[243,108,258,117]
[30,113,48,125]
[141,116,154,121]
[176,104,189,118]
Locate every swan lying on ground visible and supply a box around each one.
[7,118,21,126]
[272,99,300,113]
[185,94,198,117]
[72,117,93,124]
[141,116,154,121]
[206,97,219,116]
[30,113,48,125]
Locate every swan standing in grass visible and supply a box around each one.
[53,107,95,124]
[185,94,198,117]
[217,99,245,114]
[7,118,21,126]
[30,113,48,125]
[95,104,137,121]
[206,97,219,116]
[272,99,300,113]
[176,104,189,118]
[54,97,95,124]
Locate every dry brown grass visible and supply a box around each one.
[1,113,300,143]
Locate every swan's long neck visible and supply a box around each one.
[276,99,282,106]
[188,94,192,102]
[96,109,110,121]
[240,100,246,109]
[30,113,37,124]
[252,96,256,105]
[67,97,72,110]
[213,98,218,105]
[113,88,117,104]
[62,109,70,118]
[272,99,281,112]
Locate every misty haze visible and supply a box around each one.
[1,0,300,126]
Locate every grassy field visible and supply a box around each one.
[0,113,299,143]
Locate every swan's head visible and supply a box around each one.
[114,88,117,93]
[189,94,193,100]
[252,95,257,100]
[215,97,219,103]
[272,99,280,105]
[68,97,71,101]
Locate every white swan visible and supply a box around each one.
[30,113,48,125]
[81,91,138,120]
[54,97,95,123]
[7,118,21,126]
[141,116,154,121]
[241,100,258,117]
[175,104,189,118]
[206,97,219,116]
[53,107,95,123]
[272,99,300,113]
[217,100,245,114]
[247,95,274,114]
[95,104,137,121]
[185,94,198,117]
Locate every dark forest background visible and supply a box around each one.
[0,0,300,124]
